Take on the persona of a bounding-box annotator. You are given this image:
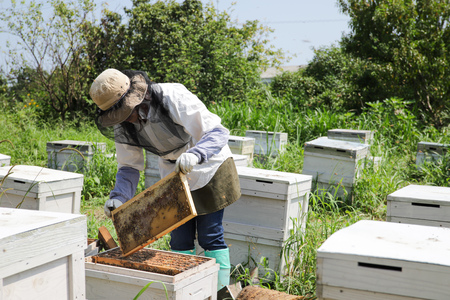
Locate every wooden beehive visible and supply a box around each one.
[85,248,218,300]
[223,166,312,274]
[387,184,450,227]
[228,135,255,165]
[112,171,196,257]
[327,129,374,144]
[0,153,10,167]
[46,140,106,172]
[144,151,161,188]
[0,207,86,299]
[316,220,450,300]
[302,137,369,198]
[232,154,249,167]
[416,141,450,168]
[245,130,287,157]
[0,165,84,214]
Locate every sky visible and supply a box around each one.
[99,0,351,66]
[0,0,351,67]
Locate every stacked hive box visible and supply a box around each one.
[416,141,449,168]
[223,167,312,274]
[387,184,450,227]
[302,137,369,198]
[0,165,84,214]
[0,153,10,167]
[144,151,161,188]
[85,249,219,300]
[327,129,373,144]
[0,207,86,299]
[228,135,255,166]
[317,220,450,300]
[245,130,287,157]
[47,140,106,172]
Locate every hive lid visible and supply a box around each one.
[387,184,450,204]
[0,165,84,193]
[417,141,450,155]
[318,220,450,266]
[304,137,369,159]
[112,171,196,257]
[46,140,106,154]
[327,129,373,143]
[237,166,312,185]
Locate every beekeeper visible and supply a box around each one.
[89,69,240,290]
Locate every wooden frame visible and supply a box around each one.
[112,171,197,256]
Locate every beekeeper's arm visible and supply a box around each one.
[104,143,144,217]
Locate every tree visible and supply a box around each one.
[87,0,285,103]
[0,0,98,122]
[338,0,450,126]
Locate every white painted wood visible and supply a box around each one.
[245,130,287,157]
[327,129,373,144]
[0,165,84,213]
[415,142,450,169]
[318,284,425,300]
[228,136,255,155]
[47,140,106,172]
[0,154,10,167]
[317,220,450,300]
[387,184,450,227]
[85,254,219,300]
[304,137,369,159]
[0,208,86,300]
[231,154,248,167]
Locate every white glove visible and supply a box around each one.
[175,153,199,174]
[104,199,123,218]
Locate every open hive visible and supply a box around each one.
[90,247,211,276]
[112,171,197,256]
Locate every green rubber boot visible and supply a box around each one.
[171,248,196,255]
[205,248,230,290]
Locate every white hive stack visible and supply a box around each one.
[245,130,287,157]
[228,135,255,166]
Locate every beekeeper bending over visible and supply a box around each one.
[90,69,241,290]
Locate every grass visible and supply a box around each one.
[1,96,449,299]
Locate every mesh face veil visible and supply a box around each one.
[95,70,192,156]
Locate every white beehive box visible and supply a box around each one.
[228,135,255,165]
[0,165,84,214]
[232,154,249,167]
[0,207,86,300]
[144,151,161,188]
[327,129,373,144]
[47,140,106,172]
[416,141,449,168]
[245,130,287,157]
[317,220,450,300]
[0,153,10,167]
[223,166,312,274]
[387,184,450,227]
[302,137,369,197]
[85,251,219,300]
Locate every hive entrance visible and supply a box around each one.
[91,248,210,276]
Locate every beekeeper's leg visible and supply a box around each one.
[170,217,196,255]
[197,209,230,289]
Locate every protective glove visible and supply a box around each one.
[175,153,199,174]
[104,199,123,218]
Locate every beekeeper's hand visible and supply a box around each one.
[175,153,199,174]
[104,199,123,218]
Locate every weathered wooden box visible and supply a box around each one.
[0,165,84,214]
[232,154,249,167]
[112,172,196,256]
[387,184,450,227]
[144,151,161,188]
[85,248,219,300]
[0,207,86,300]
[228,135,255,165]
[223,167,312,273]
[416,141,450,168]
[316,220,450,300]
[245,130,287,157]
[302,137,369,197]
[327,129,373,144]
[0,153,10,167]
[47,140,106,172]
